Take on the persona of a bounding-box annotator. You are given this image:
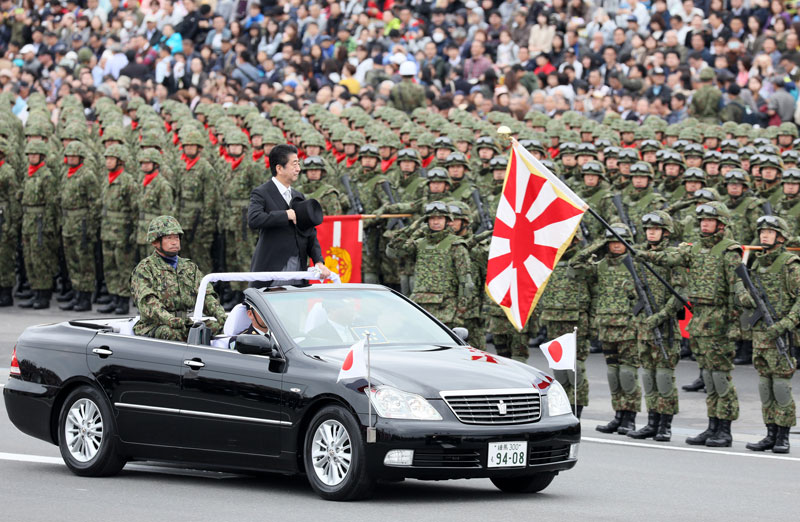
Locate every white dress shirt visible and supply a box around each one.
[272,177,292,206]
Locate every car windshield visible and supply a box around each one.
[263,289,457,349]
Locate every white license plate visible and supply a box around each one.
[487,441,528,468]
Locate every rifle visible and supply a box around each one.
[612,194,637,242]
[734,263,793,366]
[472,188,494,234]
[578,220,590,246]
[341,174,364,214]
[762,200,774,216]
[622,254,669,361]
[380,180,406,230]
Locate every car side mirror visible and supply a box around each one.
[236,333,280,357]
[453,327,469,342]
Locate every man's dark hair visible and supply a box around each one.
[269,144,298,177]
[672,92,686,103]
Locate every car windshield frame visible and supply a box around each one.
[253,285,463,351]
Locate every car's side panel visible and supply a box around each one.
[87,332,186,448]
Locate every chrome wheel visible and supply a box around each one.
[311,419,352,486]
[64,398,104,463]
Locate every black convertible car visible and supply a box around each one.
[4,282,580,500]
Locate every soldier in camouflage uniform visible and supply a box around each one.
[98,144,140,315]
[19,140,60,309]
[572,224,640,435]
[300,155,347,216]
[627,212,685,442]
[175,131,220,275]
[395,148,428,203]
[431,136,456,170]
[389,62,426,113]
[776,169,800,236]
[622,162,667,244]
[690,68,722,123]
[658,151,686,201]
[723,169,762,244]
[136,149,175,261]
[132,216,227,341]
[471,136,499,187]
[386,201,473,328]
[743,216,798,454]
[59,141,101,312]
[638,201,744,447]
[758,155,785,208]
[575,161,617,241]
[535,232,591,417]
[703,150,723,189]
[667,168,707,220]
[0,138,20,306]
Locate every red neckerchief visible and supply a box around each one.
[63,157,68,164]
[381,156,396,172]
[172,132,180,145]
[421,155,433,168]
[143,170,159,187]
[131,121,138,130]
[67,163,83,178]
[165,121,172,133]
[298,149,307,160]
[253,149,264,161]
[227,154,243,171]
[98,128,103,137]
[209,131,218,145]
[0,159,5,168]
[28,162,45,177]
[346,156,358,168]
[548,146,559,159]
[333,150,346,162]
[264,156,270,169]
[622,142,637,148]
[242,128,250,138]
[219,146,230,160]
[107,167,123,185]
[182,153,200,171]
[325,140,333,151]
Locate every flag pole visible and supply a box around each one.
[365,333,376,443]
[573,326,578,417]
[586,207,690,310]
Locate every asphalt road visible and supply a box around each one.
[0,307,798,521]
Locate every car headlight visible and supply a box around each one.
[547,379,572,417]
[367,386,442,420]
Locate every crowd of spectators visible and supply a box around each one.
[2,0,800,125]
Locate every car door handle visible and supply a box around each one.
[92,347,113,357]
[183,359,205,369]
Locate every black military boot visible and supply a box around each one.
[97,295,118,314]
[58,292,78,311]
[617,411,636,435]
[17,290,37,308]
[575,405,583,419]
[733,341,752,365]
[72,291,93,312]
[493,343,511,358]
[705,419,733,447]
[653,414,673,442]
[682,371,706,392]
[589,339,602,354]
[113,297,129,315]
[95,283,111,304]
[32,290,51,310]
[746,424,777,452]
[686,418,719,445]
[0,287,12,307]
[596,411,624,433]
[56,288,74,303]
[772,426,790,454]
[628,411,660,439]
[679,338,691,359]
[15,282,33,299]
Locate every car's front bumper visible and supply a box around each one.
[359,412,580,480]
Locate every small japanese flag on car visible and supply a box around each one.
[337,338,367,382]
[539,332,576,370]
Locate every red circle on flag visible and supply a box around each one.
[548,341,563,362]
[342,350,354,371]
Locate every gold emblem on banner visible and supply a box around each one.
[325,246,352,283]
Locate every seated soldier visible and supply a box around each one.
[132,215,227,341]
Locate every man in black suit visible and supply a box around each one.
[247,144,331,286]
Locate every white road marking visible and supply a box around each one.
[583,436,800,462]
[0,452,240,478]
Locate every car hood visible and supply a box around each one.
[302,344,553,398]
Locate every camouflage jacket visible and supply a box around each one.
[101,170,140,242]
[634,239,686,342]
[537,247,591,321]
[220,158,266,232]
[301,179,347,216]
[60,163,101,238]
[749,248,800,331]
[21,163,59,237]
[175,156,219,236]
[725,193,763,244]
[777,194,800,236]
[389,80,426,113]
[132,252,227,338]
[0,162,20,238]
[136,172,175,245]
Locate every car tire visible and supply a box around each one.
[303,405,375,501]
[57,386,125,477]
[490,472,556,493]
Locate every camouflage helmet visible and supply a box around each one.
[445,151,470,167]
[641,210,674,235]
[604,222,632,241]
[489,156,509,170]
[761,155,783,170]
[683,167,706,182]
[138,148,162,165]
[576,142,598,158]
[581,161,608,181]
[682,143,705,158]
[224,130,249,146]
[359,144,380,159]
[617,148,639,164]
[755,215,791,238]
[724,169,750,186]
[559,141,578,155]
[147,215,184,243]
[182,131,207,147]
[695,201,731,225]
[630,161,655,178]
[720,139,740,153]
[25,140,48,155]
[781,168,800,183]
[63,140,87,158]
[104,143,128,160]
[778,122,799,138]
[342,130,365,147]
[692,187,719,203]
[719,153,741,167]
[737,146,756,159]
[703,150,722,164]
[101,126,126,144]
[140,131,165,149]
[639,139,661,153]
[396,148,421,165]
[447,200,471,223]
[433,136,455,151]
[303,155,326,171]
[0,138,10,155]
[781,150,800,164]
[416,132,436,148]
[303,132,326,148]
[475,135,499,153]
[424,200,452,220]
[426,167,452,186]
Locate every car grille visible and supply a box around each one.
[529,445,570,465]
[412,449,482,468]
[439,389,542,425]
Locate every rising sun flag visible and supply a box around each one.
[486,139,589,331]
